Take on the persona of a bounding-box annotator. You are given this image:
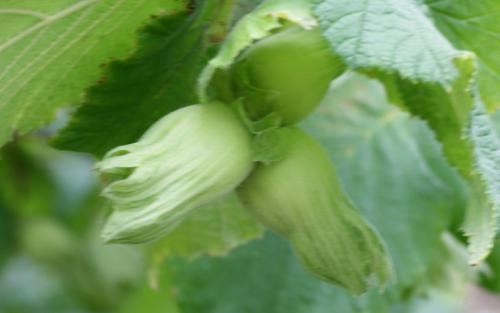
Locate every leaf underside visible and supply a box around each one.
[314,0,500,265]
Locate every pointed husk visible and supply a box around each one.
[237,127,392,293]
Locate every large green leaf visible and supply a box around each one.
[424,0,500,111]
[381,59,500,267]
[0,0,184,149]
[168,233,365,313]
[313,0,464,84]
[314,0,500,264]
[481,112,500,293]
[167,232,472,313]
[303,73,467,286]
[481,238,500,293]
[54,0,237,157]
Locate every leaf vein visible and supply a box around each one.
[0,0,99,54]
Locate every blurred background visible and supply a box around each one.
[1,73,500,313]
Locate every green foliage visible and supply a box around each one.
[168,233,361,313]
[117,282,180,313]
[0,138,97,216]
[53,1,222,157]
[482,238,500,292]
[2,0,500,311]
[314,0,500,265]
[167,232,471,313]
[52,1,265,260]
[424,0,500,110]
[313,0,463,84]
[0,205,13,263]
[0,0,184,148]
[0,257,86,313]
[0,138,145,312]
[303,73,467,286]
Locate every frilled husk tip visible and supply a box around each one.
[97,103,253,244]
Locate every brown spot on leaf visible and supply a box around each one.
[96,76,107,84]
